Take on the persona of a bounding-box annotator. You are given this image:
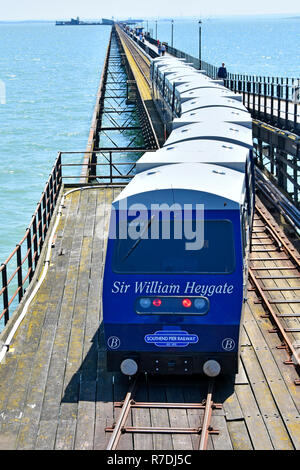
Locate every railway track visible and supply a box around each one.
[105,377,222,450]
[249,198,300,384]
[116,26,151,87]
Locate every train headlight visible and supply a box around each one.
[139,298,151,309]
[203,360,221,377]
[120,359,138,376]
[194,297,209,314]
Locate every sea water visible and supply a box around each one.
[0,23,111,265]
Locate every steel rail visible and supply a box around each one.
[106,379,137,451]
[197,379,215,450]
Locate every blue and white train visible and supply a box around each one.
[102,56,254,377]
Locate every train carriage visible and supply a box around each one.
[103,163,251,376]
[103,55,254,377]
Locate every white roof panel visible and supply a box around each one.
[176,80,224,93]
[180,88,242,102]
[164,72,206,86]
[172,107,252,129]
[181,96,248,114]
[114,162,245,210]
[158,65,196,76]
[163,121,253,149]
[136,143,249,174]
[180,87,239,103]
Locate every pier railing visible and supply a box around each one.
[252,120,300,211]
[0,152,62,327]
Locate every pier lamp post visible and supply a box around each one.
[155,20,158,40]
[198,19,202,69]
[147,20,149,35]
[171,19,174,48]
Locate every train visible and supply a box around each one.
[102,55,254,377]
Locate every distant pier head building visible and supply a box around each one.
[55,17,113,26]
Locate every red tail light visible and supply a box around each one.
[182,298,192,308]
[152,298,162,307]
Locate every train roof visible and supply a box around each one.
[152,57,186,64]
[158,65,196,76]
[180,87,243,103]
[135,143,250,174]
[172,107,252,129]
[166,72,211,83]
[113,163,245,210]
[163,71,208,86]
[181,96,248,114]
[163,121,253,149]
[175,80,225,92]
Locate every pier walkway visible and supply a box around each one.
[0,25,299,451]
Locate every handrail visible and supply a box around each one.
[0,152,62,325]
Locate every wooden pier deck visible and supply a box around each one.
[0,184,299,450]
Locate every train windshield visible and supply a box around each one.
[112,219,235,274]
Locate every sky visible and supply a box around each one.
[0,0,300,21]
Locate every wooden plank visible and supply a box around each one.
[74,381,96,450]
[165,381,193,450]
[132,378,153,450]
[182,380,206,450]
[148,377,173,450]
[112,374,134,450]
[55,419,76,450]
[210,415,233,450]
[235,384,273,450]
[241,345,294,449]
[216,376,244,422]
[227,421,253,450]
[244,303,300,449]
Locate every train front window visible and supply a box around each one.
[113,220,235,274]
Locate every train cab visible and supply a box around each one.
[102,162,249,376]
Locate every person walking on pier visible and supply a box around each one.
[217,63,227,82]
[161,43,166,56]
[158,40,161,56]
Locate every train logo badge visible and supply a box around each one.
[107,336,121,349]
[145,330,199,348]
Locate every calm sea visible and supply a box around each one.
[0,16,299,325]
